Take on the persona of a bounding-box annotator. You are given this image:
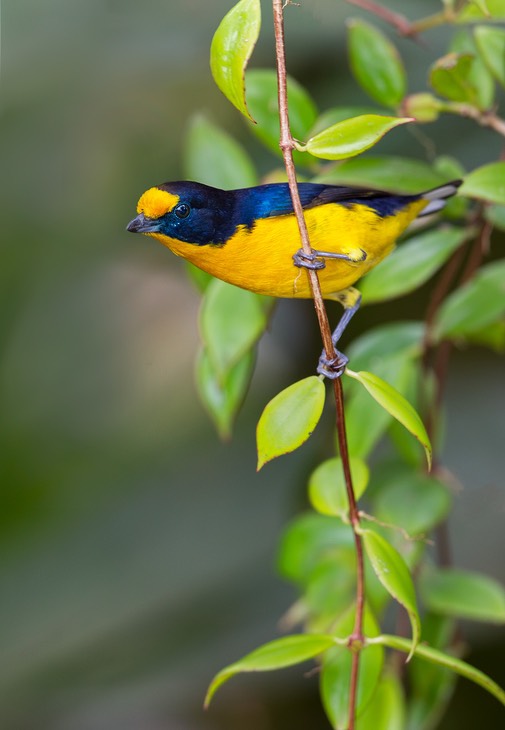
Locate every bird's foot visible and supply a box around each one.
[317,350,348,380]
[293,249,326,271]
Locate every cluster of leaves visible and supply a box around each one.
[178,0,505,727]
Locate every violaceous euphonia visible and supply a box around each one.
[127,179,460,376]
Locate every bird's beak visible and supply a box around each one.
[126,213,161,234]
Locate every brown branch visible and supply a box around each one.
[272,3,365,727]
[344,0,416,37]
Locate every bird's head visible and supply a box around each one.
[126,181,236,248]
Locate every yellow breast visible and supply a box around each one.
[150,200,427,300]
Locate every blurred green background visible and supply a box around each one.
[1,0,504,728]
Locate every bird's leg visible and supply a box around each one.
[293,248,366,270]
[317,287,362,380]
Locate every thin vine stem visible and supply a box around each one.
[272,2,365,727]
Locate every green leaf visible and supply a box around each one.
[407,614,457,730]
[429,53,480,104]
[465,319,505,351]
[314,156,448,193]
[450,29,495,109]
[321,605,384,728]
[475,26,505,87]
[303,115,412,161]
[420,568,505,623]
[256,377,325,470]
[308,457,369,518]
[362,530,420,657]
[205,633,336,708]
[345,370,432,469]
[356,671,406,730]
[376,634,505,708]
[347,19,407,107]
[432,260,505,339]
[184,115,257,188]
[470,0,491,14]
[459,161,505,204]
[343,323,423,460]
[309,106,381,137]
[195,348,254,439]
[360,227,469,304]
[457,0,505,21]
[485,203,505,230]
[403,92,441,123]
[347,322,424,368]
[210,0,261,121]
[373,473,452,536]
[305,551,357,629]
[278,513,355,585]
[200,279,270,377]
[246,69,317,166]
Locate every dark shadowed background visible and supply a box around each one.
[1,0,504,728]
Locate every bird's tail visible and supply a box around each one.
[419,180,462,217]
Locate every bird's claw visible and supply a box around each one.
[317,350,348,380]
[293,249,326,271]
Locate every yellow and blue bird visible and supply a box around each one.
[127,179,460,375]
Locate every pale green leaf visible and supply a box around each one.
[256,376,325,469]
[200,279,270,377]
[459,161,505,204]
[360,227,469,304]
[345,369,431,469]
[429,53,480,104]
[321,605,384,728]
[205,634,336,707]
[308,457,369,518]
[347,19,407,107]
[303,115,412,161]
[195,348,254,439]
[362,530,420,657]
[314,156,448,193]
[457,0,505,21]
[450,29,495,109]
[420,568,505,623]
[210,0,261,121]
[432,260,505,339]
[356,671,406,730]
[184,115,257,188]
[475,26,505,87]
[374,473,452,536]
[277,513,355,585]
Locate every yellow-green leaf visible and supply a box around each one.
[205,634,336,707]
[210,0,261,122]
[376,634,505,708]
[303,115,412,160]
[257,376,325,470]
[362,530,420,658]
[345,369,432,469]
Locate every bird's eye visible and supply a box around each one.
[174,203,190,219]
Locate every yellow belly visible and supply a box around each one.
[150,200,427,300]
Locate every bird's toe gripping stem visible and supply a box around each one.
[317,350,349,380]
[293,249,326,270]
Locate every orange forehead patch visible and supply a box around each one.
[137,187,179,219]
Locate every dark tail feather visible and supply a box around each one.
[418,180,462,217]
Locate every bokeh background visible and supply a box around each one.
[1,1,504,728]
